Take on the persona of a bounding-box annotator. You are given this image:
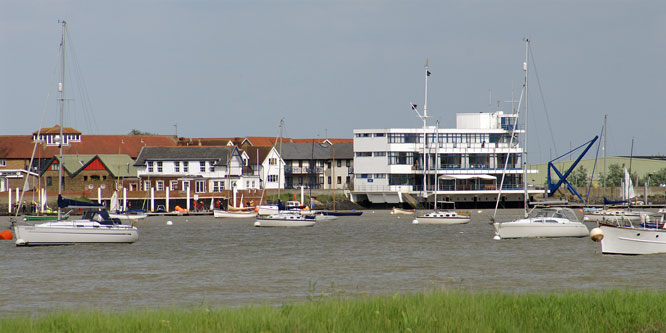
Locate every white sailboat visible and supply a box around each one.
[108,191,147,222]
[254,211,316,227]
[11,21,138,246]
[492,39,588,239]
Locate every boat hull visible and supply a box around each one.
[254,219,315,227]
[321,211,363,216]
[108,213,147,221]
[493,219,589,239]
[213,209,257,218]
[414,217,470,225]
[391,208,415,215]
[13,222,138,246]
[599,225,666,255]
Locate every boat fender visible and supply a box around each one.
[589,228,604,242]
[0,229,12,240]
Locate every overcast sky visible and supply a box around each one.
[2,1,665,163]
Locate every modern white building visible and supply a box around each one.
[351,111,540,207]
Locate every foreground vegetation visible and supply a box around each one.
[2,290,666,332]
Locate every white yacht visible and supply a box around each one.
[493,206,589,239]
[254,211,316,227]
[591,214,666,255]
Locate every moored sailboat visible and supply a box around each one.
[11,21,138,246]
[492,39,588,239]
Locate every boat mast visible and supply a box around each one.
[434,120,439,211]
[422,59,430,206]
[57,20,67,221]
[602,114,607,207]
[278,119,283,203]
[522,39,529,217]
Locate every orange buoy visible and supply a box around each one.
[0,229,13,240]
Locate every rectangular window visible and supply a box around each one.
[246,181,250,188]
[374,133,385,137]
[337,160,342,167]
[157,161,163,173]
[144,180,151,190]
[209,163,215,172]
[269,158,277,165]
[355,152,372,157]
[51,163,60,171]
[212,180,224,192]
[373,152,386,157]
[0,159,5,167]
[174,162,180,173]
[183,162,189,173]
[328,176,331,184]
[83,176,88,181]
[170,180,179,191]
[337,176,342,184]
[195,180,206,193]
[346,160,351,167]
[200,161,205,172]
[182,181,190,191]
[147,162,153,173]
[156,180,164,191]
[47,177,52,186]
[268,175,278,182]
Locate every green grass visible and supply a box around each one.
[2,290,666,332]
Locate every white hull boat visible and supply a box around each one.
[584,209,649,222]
[493,207,589,239]
[213,209,257,218]
[597,224,666,255]
[13,211,138,246]
[109,212,148,222]
[413,210,470,225]
[254,212,316,227]
[391,207,415,215]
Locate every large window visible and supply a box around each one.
[156,180,164,191]
[388,152,416,165]
[175,162,180,173]
[147,162,153,173]
[200,161,206,172]
[195,180,206,193]
[268,175,278,182]
[183,162,189,173]
[156,161,163,173]
[144,180,151,190]
[170,180,178,191]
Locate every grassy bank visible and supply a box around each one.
[2,290,665,332]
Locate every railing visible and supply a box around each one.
[285,167,324,174]
[355,183,526,193]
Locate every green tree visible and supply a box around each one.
[571,165,588,187]
[605,164,624,187]
[128,129,155,135]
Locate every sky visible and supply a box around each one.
[2,0,665,163]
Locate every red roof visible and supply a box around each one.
[0,135,178,159]
[33,124,81,135]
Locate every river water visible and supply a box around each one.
[1,209,665,316]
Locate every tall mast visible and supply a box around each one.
[602,114,607,206]
[423,60,430,202]
[278,119,283,202]
[57,20,67,220]
[522,39,529,217]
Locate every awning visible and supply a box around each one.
[439,174,497,181]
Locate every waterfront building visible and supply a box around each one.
[0,125,177,195]
[133,146,260,196]
[280,141,353,190]
[351,111,540,207]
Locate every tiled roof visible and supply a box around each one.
[0,135,178,159]
[242,146,275,166]
[280,142,353,160]
[56,154,138,177]
[33,124,81,135]
[134,146,235,166]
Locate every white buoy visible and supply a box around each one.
[412,218,419,224]
[590,227,604,242]
[493,235,501,240]
[477,210,482,214]
[166,221,173,225]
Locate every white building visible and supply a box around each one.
[351,111,539,207]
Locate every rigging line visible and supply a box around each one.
[528,43,558,157]
[15,48,62,218]
[64,27,100,135]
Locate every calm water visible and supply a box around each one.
[1,209,665,316]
